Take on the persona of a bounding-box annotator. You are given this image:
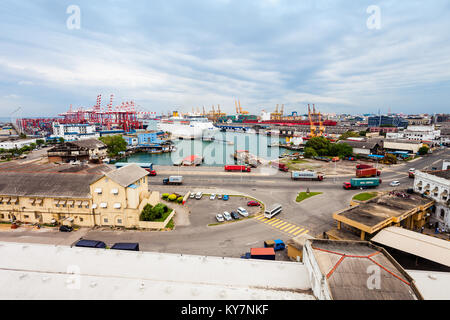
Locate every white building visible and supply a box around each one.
[260,111,271,121]
[402,125,441,144]
[0,138,37,150]
[414,170,450,232]
[52,122,99,141]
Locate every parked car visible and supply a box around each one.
[222,195,229,201]
[247,201,260,207]
[195,191,203,199]
[110,243,139,251]
[215,213,224,222]
[230,211,240,220]
[59,225,73,232]
[189,193,195,199]
[217,194,223,200]
[74,239,106,248]
[237,207,249,217]
[210,193,216,200]
[223,211,232,221]
[390,181,401,187]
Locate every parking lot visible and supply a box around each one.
[185,193,263,226]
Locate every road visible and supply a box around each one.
[1,148,448,259]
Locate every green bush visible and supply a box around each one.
[176,196,183,203]
[418,146,429,155]
[162,193,169,199]
[168,194,177,201]
[140,203,168,221]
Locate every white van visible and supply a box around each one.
[195,192,203,200]
[237,207,249,217]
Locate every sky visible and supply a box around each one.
[0,0,450,117]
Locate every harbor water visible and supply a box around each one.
[121,121,300,166]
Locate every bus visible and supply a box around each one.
[264,204,282,219]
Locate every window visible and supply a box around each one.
[80,217,84,222]
[24,215,29,219]
[104,218,108,223]
[117,219,122,224]
[441,209,445,219]
[0,214,4,219]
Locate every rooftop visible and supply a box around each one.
[370,227,450,267]
[333,191,434,234]
[105,163,149,187]
[0,241,314,300]
[308,239,422,300]
[422,169,450,180]
[66,138,106,149]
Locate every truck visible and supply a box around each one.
[343,178,382,190]
[356,164,373,170]
[163,176,183,185]
[356,167,381,178]
[271,161,289,172]
[250,248,276,260]
[291,170,324,181]
[264,239,286,251]
[224,165,251,172]
[408,168,415,178]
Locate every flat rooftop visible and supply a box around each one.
[0,161,114,175]
[309,240,422,300]
[0,241,314,300]
[424,169,450,180]
[334,191,433,233]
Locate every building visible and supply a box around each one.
[0,164,159,228]
[47,138,108,163]
[368,116,409,128]
[413,169,450,232]
[405,117,431,126]
[0,241,313,300]
[329,191,434,241]
[338,139,383,156]
[0,138,37,150]
[383,139,424,154]
[52,123,99,141]
[303,239,423,300]
[371,227,450,272]
[401,125,441,145]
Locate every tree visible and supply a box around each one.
[384,153,397,164]
[418,146,429,155]
[19,133,27,139]
[58,137,65,143]
[338,131,359,141]
[359,131,367,137]
[329,143,353,158]
[99,135,127,157]
[36,139,45,146]
[304,147,318,158]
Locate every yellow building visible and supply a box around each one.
[0,164,159,228]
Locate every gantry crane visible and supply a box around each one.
[308,104,317,137]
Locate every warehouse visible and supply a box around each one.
[47,138,108,163]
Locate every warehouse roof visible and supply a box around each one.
[423,169,450,180]
[338,139,382,149]
[105,164,149,187]
[0,171,102,198]
[307,239,422,300]
[371,227,450,267]
[0,242,313,300]
[69,138,106,149]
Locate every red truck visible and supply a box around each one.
[356,164,373,170]
[224,165,251,172]
[356,167,381,178]
[271,162,289,172]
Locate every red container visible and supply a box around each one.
[356,164,373,169]
[250,248,276,260]
[356,168,380,178]
[224,165,251,172]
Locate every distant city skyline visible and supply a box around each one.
[1,1,450,117]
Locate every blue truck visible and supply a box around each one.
[264,239,286,251]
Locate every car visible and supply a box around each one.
[409,168,415,172]
[223,211,232,221]
[390,181,401,187]
[222,195,229,201]
[215,213,224,222]
[59,225,73,232]
[230,211,240,220]
[195,191,203,199]
[217,194,223,200]
[110,243,139,251]
[247,201,260,207]
[237,207,249,217]
[74,239,107,248]
[189,193,195,199]
[210,193,216,200]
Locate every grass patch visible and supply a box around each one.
[296,192,323,202]
[166,218,174,230]
[151,208,173,222]
[353,192,378,202]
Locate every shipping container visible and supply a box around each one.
[291,171,324,181]
[224,165,251,172]
[356,168,381,178]
[250,248,276,260]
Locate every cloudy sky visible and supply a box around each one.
[1,0,450,117]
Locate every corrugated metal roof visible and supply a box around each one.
[105,164,149,187]
[371,227,450,267]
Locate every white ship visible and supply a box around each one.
[157,115,219,140]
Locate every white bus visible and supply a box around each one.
[264,204,282,219]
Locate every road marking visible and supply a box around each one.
[300,230,309,236]
[275,222,287,228]
[288,226,301,234]
[263,219,273,224]
[279,223,293,231]
[255,215,265,220]
[284,225,297,233]
[293,228,305,236]
[267,219,280,225]
[271,221,285,227]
